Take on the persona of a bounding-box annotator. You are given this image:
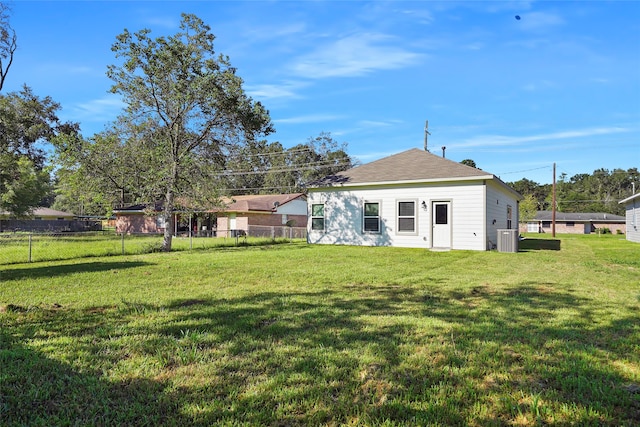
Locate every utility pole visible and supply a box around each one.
[424,120,431,152]
[552,162,556,237]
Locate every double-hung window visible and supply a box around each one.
[397,200,416,233]
[311,203,325,231]
[507,205,513,229]
[363,202,380,233]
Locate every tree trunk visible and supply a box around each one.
[162,191,174,252]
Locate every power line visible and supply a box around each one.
[497,166,551,175]
[221,160,353,176]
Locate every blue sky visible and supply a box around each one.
[4,0,639,184]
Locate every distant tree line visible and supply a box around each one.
[508,168,639,217]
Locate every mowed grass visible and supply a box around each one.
[0,233,283,264]
[0,234,638,426]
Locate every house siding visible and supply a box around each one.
[485,181,519,250]
[624,197,640,243]
[116,213,163,234]
[307,181,490,250]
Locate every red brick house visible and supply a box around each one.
[114,193,307,237]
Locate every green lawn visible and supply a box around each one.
[0,233,283,264]
[1,234,639,426]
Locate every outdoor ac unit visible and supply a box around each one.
[497,229,518,253]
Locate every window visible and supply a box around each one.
[435,204,448,225]
[311,204,325,231]
[363,202,380,233]
[507,205,513,229]
[156,215,166,229]
[397,201,416,233]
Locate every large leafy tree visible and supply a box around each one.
[221,132,354,195]
[0,86,72,217]
[53,129,145,216]
[104,13,272,251]
[0,2,17,92]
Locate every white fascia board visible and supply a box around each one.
[309,175,495,191]
[619,193,640,204]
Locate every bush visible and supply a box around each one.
[597,228,611,234]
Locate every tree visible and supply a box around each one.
[105,14,273,251]
[0,2,17,92]
[519,194,538,224]
[218,133,354,195]
[53,129,145,216]
[508,178,551,211]
[0,86,73,217]
[460,159,477,168]
[1,156,50,217]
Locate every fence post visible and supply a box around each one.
[121,232,125,255]
[28,233,32,263]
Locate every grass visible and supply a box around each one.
[0,234,639,426]
[0,232,290,264]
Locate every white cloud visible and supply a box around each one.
[274,114,345,124]
[451,127,630,149]
[69,95,125,123]
[291,33,423,79]
[246,81,308,100]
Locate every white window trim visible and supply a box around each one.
[363,200,381,234]
[396,199,418,235]
[310,203,325,231]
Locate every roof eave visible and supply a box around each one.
[309,174,495,190]
[619,193,640,204]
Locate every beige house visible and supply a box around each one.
[214,193,307,237]
[0,207,75,220]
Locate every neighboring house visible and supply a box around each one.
[214,193,307,237]
[619,193,640,242]
[114,193,307,236]
[0,207,75,220]
[519,211,626,235]
[306,148,522,251]
[0,208,100,232]
[114,204,169,235]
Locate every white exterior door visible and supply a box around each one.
[432,201,451,248]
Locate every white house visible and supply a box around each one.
[306,148,522,251]
[619,193,640,243]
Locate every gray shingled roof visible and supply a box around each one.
[310,148,493,187]
[533,211,625,222]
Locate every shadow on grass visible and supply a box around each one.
[2,284,638,425]
[0,329,188,426]
[519,238,562,251]
[0,260,151,281]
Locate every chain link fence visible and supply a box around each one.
[0,227,307,265]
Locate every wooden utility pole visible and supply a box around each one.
[424,120,431,152]
[552,162,556,237]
